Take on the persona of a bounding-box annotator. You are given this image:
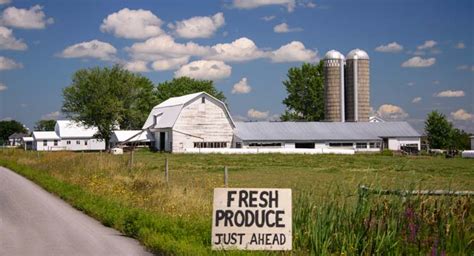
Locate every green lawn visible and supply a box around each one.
[1,149,472,255]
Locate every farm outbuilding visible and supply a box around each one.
[8,133,29,147]
[142,92,421,153]
[109,130,154,148]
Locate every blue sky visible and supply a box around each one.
[0,0,472,133]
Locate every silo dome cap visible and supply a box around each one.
[324,50,345,60]
[346,49,369,60]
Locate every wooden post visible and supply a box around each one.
[165,157,169,183]
[224,166,228,187]
[129,149,134,170]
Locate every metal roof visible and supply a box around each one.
[234,121,420,141]
[346,49,370,60]
[55,120,99,138]
[22,137,34,142]
[110,130,154,143]
[324,50,345,60]
[8,133,28,139]
[142,92,235,129]
[32,131,60,140]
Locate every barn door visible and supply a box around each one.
[159,132,166,151]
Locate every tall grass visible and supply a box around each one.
[0,149,472,254]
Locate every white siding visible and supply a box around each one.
[60,138,105,151]
[388,137,420,151]
[171,95,234,153]
[34,139,62,151]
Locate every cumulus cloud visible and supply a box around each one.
[0,82,7,91]
[273,22,302,33]
[128,34,210,61]
[417,40,437,50]
[124,60,150,72]
[261,15,275,21]
[233,0,296,12]
[456,65,474,71]
[375,42,403,53]
[174,60,231,80]
[435,90,465,97]
[451,109,474,121]
[207,37,267,62]
[401,56,435,68]
[100,8,163,39]
[247,108,269,119]
[170,12,225,39]
[0,26,27,50]
[41,111,61,120]
[407,82,415,86]
[59,40,117,61]
[232,77,252,94]
[270,41,317,63]
[454,42,465,49]
[0,56,22,70]
[0,5,53,29]
[432,80,440,85]
[151,56,189,71]
[411,97,421,103]
[376,104,408,120]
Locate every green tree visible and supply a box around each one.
[62,65,157,147]
[0,120,28,144]
[34,119,56,131]
[155,77,226,105]
[449,128,470,150]
[281,61,325,121]
[425,111,453,149]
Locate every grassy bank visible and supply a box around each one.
[0,149,472,254]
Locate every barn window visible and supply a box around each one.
[85,140,88,145]
[201,97,205,104]
[295,142,315,149]
[248,142,282,147]
[329,143,353,147]
[369,142,381,148]
[43,140,47,146]
[356,143,367,149]
[194,142,227,148]
[76,140,80,145]
[54,140,58,146]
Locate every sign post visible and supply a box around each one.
[211,188,292,250]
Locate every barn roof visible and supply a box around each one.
[32,131,60,140]
[55,120,99,138]
[110,130,153,143]
[234,121,420,141]
[143,92,234,129]
[8,133,28,139]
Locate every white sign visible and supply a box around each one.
[212,188,292,250]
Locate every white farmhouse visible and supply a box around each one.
[32,131,61,151]
[143,92,235,152]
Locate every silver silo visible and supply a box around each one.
[345,49,370,122]
[323,50,345,122]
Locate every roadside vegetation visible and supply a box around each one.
[0,149,472,255]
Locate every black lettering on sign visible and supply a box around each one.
[214,233,245,245]
[249,233,286,245]
[239,190,248,207]
[227,191,237,207]
[249,190,258,207]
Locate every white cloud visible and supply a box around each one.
[247,108,269,119]
[174,60,231,80]
[261,15,275,21]
[417,40,437,50]
[401,56,436,68]
[59,40,117,61]
[233,0,296,12]
[454,42,465,49]
[128,34,210,61]
[0,82,7,91]
[456,65,474,72]
[170,12,225,39]
[151,56,189,71]
[451,109,474,121]
[273,22,302,33]
[0,5,53,29]
[0,56,22,70]
[407,82,415,86]
[375,42,403,53]
[376,104,408,120]
[100,8,163,39]
[305,2,316,8]
[411,97,421,103]
[0,26,26,50]
[432,80,440,85]
[0,0,11,4]
[435,90,465,98]
[41,111,61,120]
[207,37,267,62]
[270,41,317,63]
[124,60,150,72]
[232,77,252,94]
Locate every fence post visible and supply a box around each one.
[129,149,134,170]
[224,166,228,187]
[165,157,169,183]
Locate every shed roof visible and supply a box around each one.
[22,137,34,142]
[8,133,28,139]
[55,120,98,138]
[32,131,60,140]
[142,92,234,129]
[110,130,154,143]
[234,121,420,141]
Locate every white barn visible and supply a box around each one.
[109,130,154,148]
[31,120,105,151]
[143,92,235,152]
[142,92,421,153]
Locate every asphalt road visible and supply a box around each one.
[0,166,153,256]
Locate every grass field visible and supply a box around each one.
[0,149,472,255]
